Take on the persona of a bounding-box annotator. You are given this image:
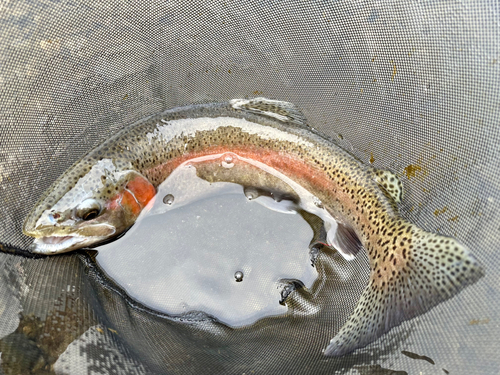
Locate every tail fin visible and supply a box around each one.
[324,226,484,356]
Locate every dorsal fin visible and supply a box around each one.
[229,98,307,127]
[374,169,403,203]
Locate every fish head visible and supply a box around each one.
[23,158,156,254]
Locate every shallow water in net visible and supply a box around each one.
[96,160,322,327]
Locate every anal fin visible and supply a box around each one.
[327,222,363,261]
[299,210,362,262]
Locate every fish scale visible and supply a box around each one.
[23,98,483,356]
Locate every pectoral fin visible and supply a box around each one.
[249,195,298,214]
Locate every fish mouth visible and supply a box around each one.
[30,235,90,254]
[27,223,117,254]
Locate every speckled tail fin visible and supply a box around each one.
[324,226,483,356]
[229,98,307,127]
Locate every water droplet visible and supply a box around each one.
[313,196,323,208]
[244,187,260,200]
[221,153,234,169]
[234,271,244,282]
[163,194,175,205]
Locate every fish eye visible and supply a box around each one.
[75,199,102,221]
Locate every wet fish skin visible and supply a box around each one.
[23,98,483,356]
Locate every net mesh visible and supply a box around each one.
[0,0,499,373]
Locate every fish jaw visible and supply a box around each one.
[30,234,99,254]
[27,223,117,254]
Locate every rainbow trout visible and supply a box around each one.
[23,98,483,356]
